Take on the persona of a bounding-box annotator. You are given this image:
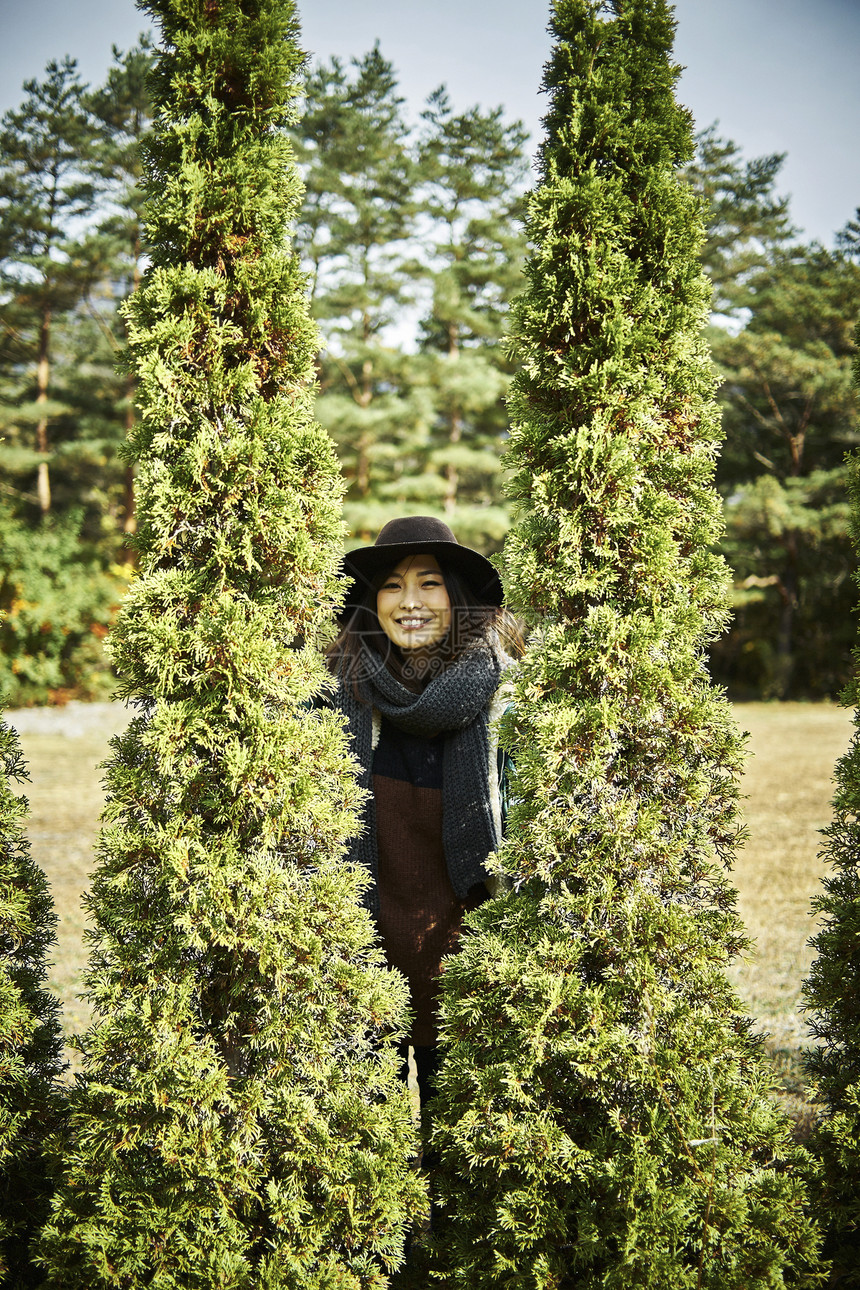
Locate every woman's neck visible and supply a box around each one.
[398,646,445,691]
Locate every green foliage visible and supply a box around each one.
[36,3,424,1286]
[0,716,64,1286]
[680,131,859,698]
[294,49,529,552]
[681,124,794,318]
[716,468,854,699]
[0,39,153,583]
[0,501,121,706]
[85,37,153,271]
[710,242,860,697]
[0,40,154,766]
[802,326,860,1285]
[295,44,419,539]
[412,2,822,1286]
[0,38,854,703]
[413,88,528,536]
[0,56,103,515]
[72,36,156,551]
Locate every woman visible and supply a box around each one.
[327,515,521,1105]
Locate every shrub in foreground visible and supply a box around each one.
[416,2,823,1286]
[37,2,424,1286]
[0,714,64,1286]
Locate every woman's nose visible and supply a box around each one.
[400,585,421,607]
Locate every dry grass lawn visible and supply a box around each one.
[728,701,853,1130]
[8,699,854,1122]
[10,704,130,1051]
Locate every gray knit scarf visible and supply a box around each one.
[337,642,501,918]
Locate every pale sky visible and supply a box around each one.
[1,0,858,247]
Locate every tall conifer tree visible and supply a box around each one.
[0,58,101,515]
[710,243,860,698]
[802,319,860,1285]
[294,47,419,537]
[415,89,528,547]
[85,36,155,544]
[681,125,794,320]
[37,3,424,1286]
[417,3,821,1285]
[0,714,64,1287]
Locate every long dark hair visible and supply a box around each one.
[327,558,523,698]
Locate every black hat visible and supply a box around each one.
[340,516,503,615]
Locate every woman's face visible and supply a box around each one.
[376,553,452,653]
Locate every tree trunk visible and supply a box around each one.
[355,349,373,498]
[35,306,52,515]
[775,530,799,698]
[443,322,460,516]
[443,411,461,516]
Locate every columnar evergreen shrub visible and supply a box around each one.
[37,2,424,1286]
[419,2,822,1286]
[803,321,860,1286]
[0,715,64,1286]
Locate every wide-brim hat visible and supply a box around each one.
[339,516,503,616]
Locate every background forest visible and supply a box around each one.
[1,38,858,706]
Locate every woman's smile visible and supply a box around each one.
[376,553,451,652]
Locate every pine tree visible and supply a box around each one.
[681,124,794,319]
[0,44,153,555]
[802,320,860,1285]
[836,207,860,259]
[711,241,860,698]
[415,3,822,1285]
[294,47,422,538]
[0,713,64,1286]
[82,36,156,548]
[415,88,528,548]
[37,3,424,1286]
[679,134,859,698]
[0,57,101,515]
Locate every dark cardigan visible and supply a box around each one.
[373,715,488,1046]
[311,682,514,1046]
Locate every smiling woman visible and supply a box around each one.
[324,516,523,1113]
[375,554,452,656]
